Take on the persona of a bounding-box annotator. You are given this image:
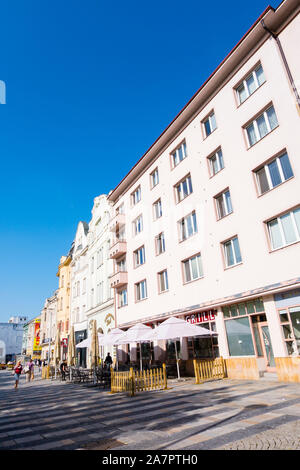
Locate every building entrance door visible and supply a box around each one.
[259,322,275,371]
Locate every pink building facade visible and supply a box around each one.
[108,0,300,381]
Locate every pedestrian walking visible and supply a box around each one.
[60,360,67,381]
[104,352,113,370]
[13,361,23,389]
[25,359,34,383]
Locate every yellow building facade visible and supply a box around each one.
[56,254,72,360]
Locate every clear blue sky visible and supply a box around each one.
[0,0,282,322]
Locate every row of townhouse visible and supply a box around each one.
[38,0,300,381]
[38,195,115,368]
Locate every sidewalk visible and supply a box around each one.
[0,370,300,450]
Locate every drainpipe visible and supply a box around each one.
[261,19,300,108]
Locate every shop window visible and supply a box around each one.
[222,298,264,318]
[278,306,300,355]
[225,317,255,356]
[187,322,218,359]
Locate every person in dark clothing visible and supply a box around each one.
[104,353,113,370]
[60,360,67,381]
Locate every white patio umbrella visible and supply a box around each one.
[75,333,104,350]
[99,328,125,370]
[139,316,218,379]
[114,323,153,371]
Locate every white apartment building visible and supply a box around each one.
[70,221,89,367]
[85,194,115,365]
[108,0,300,381]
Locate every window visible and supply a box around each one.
[215,189,233,219]
[131,186,141,206]
[134,246,145,267]
[118,288,128,307]
[155,232,166,255]
[171,141,187,168]
[153,199,162,220]
[223,237,242,267]
[267,207,300,250]
[179,211,198,241]
[208,148,224,176]
[203,111,217,137]
[135,280,147,301]
[236,64,266,105]
[174,174,193,203]
[82,278,86,294]
[183,254,203,283]
[158,270,169,293]
[278,306,300,356]
[255,151,293,195]
[116,257,127,272]
[150,168,159,188]
[133,214,143,236]
[245,105,278,147]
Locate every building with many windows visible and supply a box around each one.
[108,0,300,381]
[56,244,73,361]
[85,195,114,366]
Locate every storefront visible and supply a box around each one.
[185,310,219,359]
[75,330,87,367]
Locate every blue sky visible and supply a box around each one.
[0,0,282,322]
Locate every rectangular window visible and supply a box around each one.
[255,151,293,195]
[183,254,203,283]
[118,288,128,307]
[116,257,126,272]
[208,148,224,176]
[225,317,255,356]
[223,236,242,267]
[155,232,166,255]
[175,174,193,203]
[131,186,141,206]
[153,199,162,220]
[278,306,300,356]
[135,280,147,301]
[245,105,278,147]
[267,207,300,250]
[215,189,233,219]
[134,246,145,267]
[171,141,187,168]
[158,270,169,293]
[203,111,217,137]
[150,168,159,188]
[179,211,198,241]
[133,214,143,236]
[236,64,266,105]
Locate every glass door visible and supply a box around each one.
[259,323,275,370]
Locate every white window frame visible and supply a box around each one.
[215,189,233,219]
[245,105,278,147]
[150,167,159,188]
[236,64,266,105]
[175,174,193,203]
[203,111,217,137]
[158,270,169,293]
[267,208,300,250]
[135,280,147,301]
[118,288,128,307]
[133,214,143,236]
[155,232,166,255]
[223,237,242,268]
[208,148,224,176]
[171,141,187,168]
[179,211,198,242]
[134,246,145,267]
[153,199,162,220]
[131,186,141,206]
[255,152,293,195]
[182,254,203,283]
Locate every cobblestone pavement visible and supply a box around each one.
[0,369,300,450]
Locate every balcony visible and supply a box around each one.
[110,270,128,289]
[109,212,126,232]
[110,240,127,259]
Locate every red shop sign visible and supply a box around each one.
[186,310,216,324]
[61,338,68,347]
